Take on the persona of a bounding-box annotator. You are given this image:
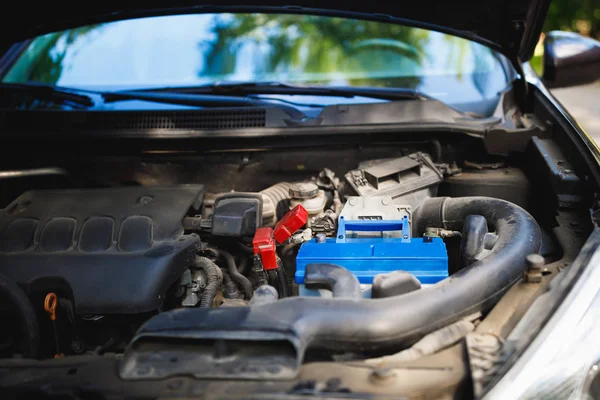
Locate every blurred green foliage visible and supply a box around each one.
[3,25,100,85]
[201,14,430,87]
[7,3,599,85]
[544,0,600,38]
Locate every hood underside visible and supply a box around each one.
[0,0,549,62]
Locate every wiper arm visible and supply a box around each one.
[131,81,433,101]
[0,82,95,108]
[102,90,307,120]
[0,82,308,121]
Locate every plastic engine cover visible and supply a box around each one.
[0,186,203,314]
[295,217,448,286]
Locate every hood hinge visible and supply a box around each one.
[512,56,533,114]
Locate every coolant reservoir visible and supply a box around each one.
[288,182,327,227]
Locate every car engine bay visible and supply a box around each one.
[0,131,594,396]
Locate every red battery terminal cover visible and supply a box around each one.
[253,205,308,270]
[273,204,308,244]
[252,227,278,270]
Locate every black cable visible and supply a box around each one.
[217,250,254,300]
[237,257,250,275]
[194,257,223,308]
[276,267,290,298]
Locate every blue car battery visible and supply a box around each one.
[295,216,448,295]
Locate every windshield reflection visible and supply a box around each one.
[3,13,510,114]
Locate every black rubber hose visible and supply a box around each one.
[221,271,240,299]
[237,256,251,275]
[460,215,489,268]
[305,263,361,299]
[218,250,253,300]
[430,139,443,162]
[195,257,223,308]
[0,272,39,358]
[238,242,254,255]
[276,266,290,298]
[136,197,541,354]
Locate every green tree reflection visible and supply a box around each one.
[443,35,491,97]
[200,14,430,88]
[5,25,102,85]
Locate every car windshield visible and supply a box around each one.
[2,13,511,114]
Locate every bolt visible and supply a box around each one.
[424,227,440,238]
[371,368,396,383]
[402,234,409,239]
[71,341,85,353]
[316,233,327,243]
[348,198,357,206]
[381,198,390,206]
[524,253,544,283]
[562,169,573,175]
[138,195,153,206]
[526,254,544,268]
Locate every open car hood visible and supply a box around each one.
[0,1,549,62]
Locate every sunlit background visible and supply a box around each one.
[535,0,600,142]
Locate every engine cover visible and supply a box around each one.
[0,186,203,314]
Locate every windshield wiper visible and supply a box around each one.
[102,90,307,120]
[0,82,95,108]
[0,82,309,121]
[125,81,433,102]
